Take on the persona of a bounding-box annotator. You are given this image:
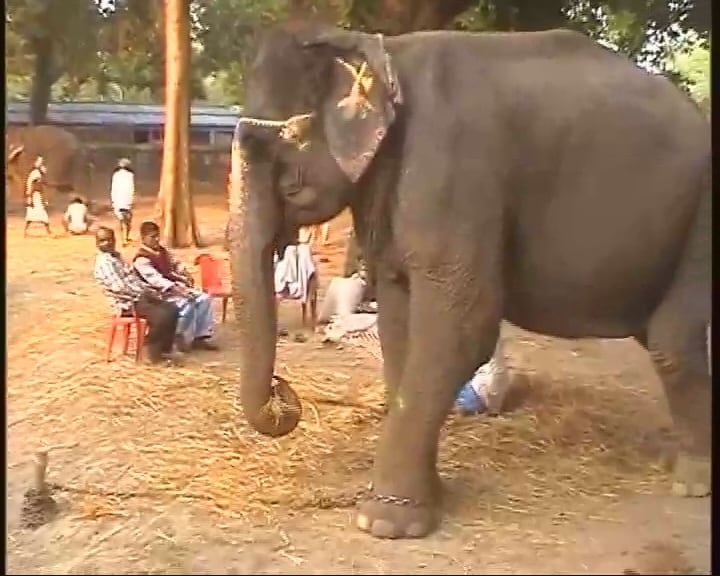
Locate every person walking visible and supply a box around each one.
[24,156,52,237]
[110,157,135,245]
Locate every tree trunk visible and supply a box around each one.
[157,0,200,248]
[29,35,56,125]
[177,0,201,247]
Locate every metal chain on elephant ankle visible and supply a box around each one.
[363,481,426,508]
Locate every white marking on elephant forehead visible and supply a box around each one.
[334,58,373,92]
[395,395,405,411]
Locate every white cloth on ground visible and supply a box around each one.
[323,313,378,342]
[318,275,367,323]
[323,313,381,361]
[274,244,316,303]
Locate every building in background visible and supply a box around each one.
[6,101,240,183]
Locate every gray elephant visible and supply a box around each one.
[6,125,91,201]
[228,25,710,540]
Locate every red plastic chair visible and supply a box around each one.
[106,313,147,362]
[194,253,232,322]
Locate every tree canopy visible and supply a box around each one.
[5,0,711,117]
[666,36,710,112]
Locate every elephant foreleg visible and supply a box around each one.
[357,272,502,539]
[375,274,409,410]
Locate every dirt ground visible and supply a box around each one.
[5,186,711,575]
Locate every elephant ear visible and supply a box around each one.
[301,30,403,183]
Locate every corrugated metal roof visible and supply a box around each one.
[6,101,241,129]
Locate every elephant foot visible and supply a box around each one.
[671,453,711,497]
[355,473,443,539]
[356,497,439,539]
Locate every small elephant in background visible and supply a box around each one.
[6,125,91,203]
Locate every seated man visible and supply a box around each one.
[63,196,93,235]
[318,262,373,323]
[133,221,218,352]
[93,227,180,365]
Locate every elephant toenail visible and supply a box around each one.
[371,519,401,539]
[672,482,689,497]
[406,521,429,538]
[356,513,371,531]
[689,483,710,497]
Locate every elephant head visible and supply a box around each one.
[6,125,87,199]
[228,24,403,437]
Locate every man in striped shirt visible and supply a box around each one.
[93,226,180,364]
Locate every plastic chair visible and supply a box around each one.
[106,313,147,362]
[194,253,232,322]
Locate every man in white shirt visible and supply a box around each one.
[62,196,92,235]
[110,157,135,245]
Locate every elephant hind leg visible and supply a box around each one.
[645,315,710,497]
[643,203,710,497]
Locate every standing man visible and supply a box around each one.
[110,157,135,246]
[24,156,52,237]
[93,226,180,365]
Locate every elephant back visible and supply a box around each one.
[12,125,82,193]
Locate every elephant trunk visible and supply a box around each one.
[228,136,301,437]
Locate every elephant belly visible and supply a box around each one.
[502,231,677,340]
[503,284,648,340]
[502,130,703,340]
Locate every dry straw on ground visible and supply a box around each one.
[10,328,672,526]
[6,204,673,529]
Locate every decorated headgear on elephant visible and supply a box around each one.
[236,26,404,184]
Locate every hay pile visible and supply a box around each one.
[8,320,672,525]
[6,221,672,527]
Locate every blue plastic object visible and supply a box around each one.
[454,380,487,415]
